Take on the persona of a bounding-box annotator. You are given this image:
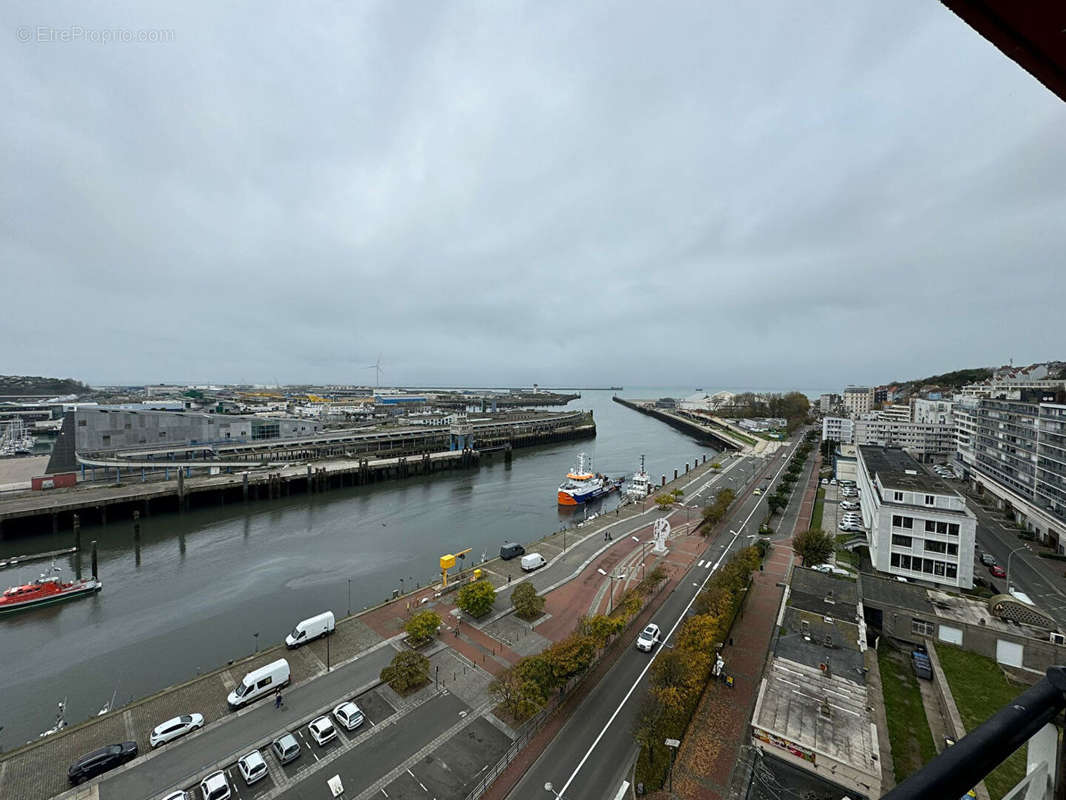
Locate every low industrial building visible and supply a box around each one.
[751,568,880,799]
[858,446,977,589]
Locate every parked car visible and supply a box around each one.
[237,750,268,785]
[162,792,191,800]
[68,742,138,785]
[499,542,525,560]
[812,563,851,576]
[308,715,337,746]
[272,732,301,765]
[200,770,231,800]
[990,564,1006,578]
[839,524,863,532]
[333,700,365,731]
[636,623,661,652]
[820,478,829,485]
[149,713,204,748]
[980,553,997,566]
[753,488,762,495]
[285,612,335,648]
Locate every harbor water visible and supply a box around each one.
[0,389,727,747]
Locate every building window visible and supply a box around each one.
[925,520,936,533]
[893,535,913,548]
[892,515,914,529]
[925,540,946,553]
[894,491,904,502]
[948,523,959,536]
[891,553,900,567]
[948,543,958,556]
[934,562,946,577]
[923,559,935,574]
[925,495,935,505]
[900,555,911,570]
[78,419,87,427]
[101,434,111,445]
[947,564,958,579]
[912,619,935,636]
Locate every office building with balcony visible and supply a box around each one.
[821,416,854,445]
[857,446,976,589]
[853,418,956,460]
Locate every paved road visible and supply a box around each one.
[506,441,803,799]
[96,644,396,800]
[962,485,1066,626]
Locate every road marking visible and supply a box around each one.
[556,448,794,796]
[408,768,428,792]
[697,560,704,568]
[381,790,389,798]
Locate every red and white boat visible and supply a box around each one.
[0,567,101,616]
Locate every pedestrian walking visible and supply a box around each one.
[274,688,283,709]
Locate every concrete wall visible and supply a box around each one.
[75,408,320,453]
[870,600,1066,674]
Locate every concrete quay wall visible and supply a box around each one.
[0,418,596,537]
[612,395,744,451]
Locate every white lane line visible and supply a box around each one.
[408,768,429,792]
[381,789,390,798]
[556,447,795,796]
[697,560,705,568]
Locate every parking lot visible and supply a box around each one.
[174,687,396,799]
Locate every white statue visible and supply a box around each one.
[652,517,670,554]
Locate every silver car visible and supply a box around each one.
[333,701,365,731]
[237,749,268,785]
[149,714,204,748]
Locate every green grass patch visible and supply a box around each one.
[877,645,937,783]
[811,487,825,530]
[936,644,1028,799]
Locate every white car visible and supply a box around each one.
[636,623,661,652]
[149,713,204,748]
[308,715,337,746]
[839,524,863,532]
[811,563,851,576]
[237,749,268,785]
[162,792,191,800]
[333,701,365,731]
[199,771,231,800]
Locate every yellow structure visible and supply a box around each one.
[439,547,471,587]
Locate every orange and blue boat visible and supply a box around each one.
[557,453,622,506]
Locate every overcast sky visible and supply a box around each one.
[3,2,1063,390]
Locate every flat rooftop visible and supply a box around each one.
[754,656,879,780]
[858,445,958,495]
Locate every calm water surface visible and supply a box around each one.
[0,389,728,746]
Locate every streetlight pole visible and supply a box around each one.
[1006,544,1030,589]
[253,632,259,653]
[347,577,351,617]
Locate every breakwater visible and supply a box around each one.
[612,396,746,451]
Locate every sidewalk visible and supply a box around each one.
[670,449,819,800]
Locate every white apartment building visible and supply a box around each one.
[822,416,854,444]
[853,418,955,459]
[858,446,976,589]
[842,387,873,418]
[912,398,954,425]
[819,393,840,413]
[953,395,979,475]
[877,404,913,422]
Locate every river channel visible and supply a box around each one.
[0,389,720,747]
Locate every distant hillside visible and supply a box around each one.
[0,375,90,396]
[894,367,993,389]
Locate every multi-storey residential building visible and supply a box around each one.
[822,416,854,444]
[973,390,1066,551]
[912,398,954,425]
[853,418,955,460]
[953,395,979,476]
[873,386,888,405]
[876,404,913,422]
[858,446,976,588]
[819,393,840,414]
[842,387,873,418]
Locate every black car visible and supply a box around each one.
[68,741,138,784]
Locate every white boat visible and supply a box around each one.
[625,455,652,500]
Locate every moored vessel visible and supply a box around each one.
[1,566,101,616]
[557,453,622,505]
[625,454,653,500]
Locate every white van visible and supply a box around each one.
[228,659,290,709]
[520,553,547,572]
[285,611,335,648]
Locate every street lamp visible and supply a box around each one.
[347,577,351,617]
[253,632,259,653]
[544,782,567,799]
[632,535,647,580]
[665,737,681,792]
[1006,544,1031,589]
[597,566,627,614]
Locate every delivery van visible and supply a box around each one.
[285,611,335,648]
[521,553,547,572]
[228,659,290,709]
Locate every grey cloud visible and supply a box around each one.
[2,0,1064,389]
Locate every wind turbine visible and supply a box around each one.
[364,355,384,388]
